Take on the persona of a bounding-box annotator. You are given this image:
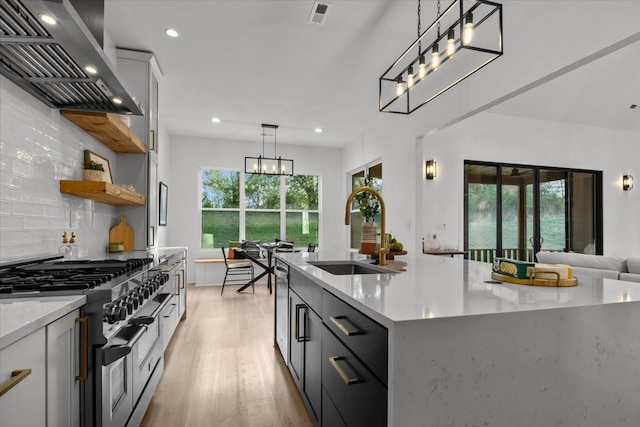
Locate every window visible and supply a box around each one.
[349,161,382,249]
[201,170,240,248]
[286,175,319,247]
[200,169,319,248]
[464,161,602,263]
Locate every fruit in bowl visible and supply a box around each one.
[385,234,404,252]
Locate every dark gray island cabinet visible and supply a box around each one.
[283,268,388,427]
[275,253,640,427]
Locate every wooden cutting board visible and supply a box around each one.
[109,214,134,251]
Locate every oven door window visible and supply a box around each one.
[110,357,127,410]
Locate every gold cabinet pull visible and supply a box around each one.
[329,316,362,336]
[0,369,32,397]
[329,356,360,385]
[75,317,89,381]
[149,129,156,150]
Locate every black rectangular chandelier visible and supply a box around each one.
[244,124,294,176]
[380,0,503,114]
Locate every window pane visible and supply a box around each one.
[201,211,239,248]
[246,211,280,241]
[286,175,318,210]
[286,212,318,246]
[245,174,280,209]
[201,170,239,208]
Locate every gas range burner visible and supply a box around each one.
[0,258,154,295]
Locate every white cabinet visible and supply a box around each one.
[116,49,162,250]
[0,327,46,427]
[46,310,83,427]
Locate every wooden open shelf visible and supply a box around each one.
[60,181,146,206]
[61,110,146,154]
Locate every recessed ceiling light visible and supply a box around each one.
[112,97,123,105]
[39,14,57,26]
[211,117,221,123]
[84,65,98,75]
[314,128,323,133]
[165,28,179,38]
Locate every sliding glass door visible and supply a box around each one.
[465,161,602,263]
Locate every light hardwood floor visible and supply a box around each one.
[141,282,312,427]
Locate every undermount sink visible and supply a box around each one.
[307,261,393,276]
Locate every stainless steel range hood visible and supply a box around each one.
[0,0,143,115]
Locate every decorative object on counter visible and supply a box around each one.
[425,159,437,179]
[159,182,168,226]
[353,176,381,255]
[384,233,407,259]
[244,123,294,176]
[83,150,112,184]
[108,242,125,253]
[59,231,71,259]
[622,174,633,191]
[345,185,388,266]
[379,0,503,114]
[68,232,78,259]
[491,257,578,287]
[108,214,134,252]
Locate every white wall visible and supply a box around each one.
[419,112,640,257]
[0,77,119,261]
[166,135,343,282]
[156,125,172,248]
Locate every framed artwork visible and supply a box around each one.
[159,182,168,226]
[84,150,113,184]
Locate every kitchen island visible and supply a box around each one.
[276,252,640,427]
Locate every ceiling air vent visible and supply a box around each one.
[308,1,330,25]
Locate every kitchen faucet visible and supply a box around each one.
[345,186,388,266]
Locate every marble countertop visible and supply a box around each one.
[0,295,86,349]
[277,252,639,328]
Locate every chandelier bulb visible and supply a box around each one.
[447,29,456,56]
[463,12,474,44]
[253,163,258,172]
[396,76,404,96]
[419,54,427,78]
[407,65,415,88]
[431,43,440,69]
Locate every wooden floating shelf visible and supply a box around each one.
[61,110,146,154]
[60,181,146,206]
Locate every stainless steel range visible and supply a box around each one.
[0,253,181,427]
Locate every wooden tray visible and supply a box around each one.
[491,271,578,287]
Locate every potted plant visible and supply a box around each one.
[354,176,380,254]
[83,159,105,182]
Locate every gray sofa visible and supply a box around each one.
[536,251,640,283]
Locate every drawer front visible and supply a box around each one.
[322,386,348,427]
[290,268,322,315]
[322,327,387,427]
[323,291,388,383]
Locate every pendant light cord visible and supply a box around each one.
[436,0,441,38]
[417,0,421,54]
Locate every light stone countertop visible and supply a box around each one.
[0,295,86,349]
[276,252,639,328]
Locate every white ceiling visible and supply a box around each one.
[104,1,640,148]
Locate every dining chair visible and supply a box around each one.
[220,247,254,295]
[307,243,317,252]
[275,240,295,252]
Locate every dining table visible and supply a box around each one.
[233,243,286,293]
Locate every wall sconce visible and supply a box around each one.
[425,159,437,180]
[622,174,633,191]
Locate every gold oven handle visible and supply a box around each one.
[75,317,89,381]
[329,316,362,336]
[0,369,32,397]
[329,356,360,385]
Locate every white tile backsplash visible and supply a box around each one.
[0,76,118,262]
